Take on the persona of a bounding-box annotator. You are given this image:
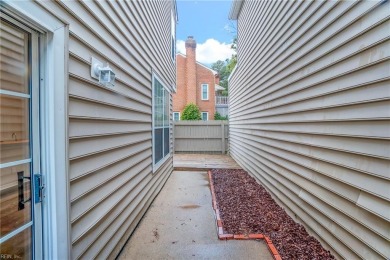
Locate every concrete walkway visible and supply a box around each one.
[118,171,272,260]
[173,154,242,170]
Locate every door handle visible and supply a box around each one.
[17,171,31,210]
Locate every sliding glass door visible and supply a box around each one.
[0,16,41,259]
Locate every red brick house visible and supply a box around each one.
[173,36,220,121]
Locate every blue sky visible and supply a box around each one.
[176,0,236,65]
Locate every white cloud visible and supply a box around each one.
[177,38,235,65]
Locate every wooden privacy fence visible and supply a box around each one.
[173,121,229,154]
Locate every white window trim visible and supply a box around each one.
[202,112,209,121]
[173,112,180,121]
[1,2,70,259]
[171,9,176,64]
[201,84,209,100]
[152,72,171,173]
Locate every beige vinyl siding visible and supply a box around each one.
[32,1,175,259]
[229,1,390,259]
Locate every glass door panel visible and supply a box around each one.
[0,163,32,237]
[0,18,33,259]
[0,19,29,94]
[0,95,30,163]
[0,227,31,259]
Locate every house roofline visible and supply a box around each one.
[215,84,225,91]
[177,53,218,75]
[173,0,178,22]
[228,63,237,82]
[229,0,244,20]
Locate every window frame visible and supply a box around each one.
[171,9,176,63]
[152,73,171,173]
[173,112,180,121]
[0,15,42,259]
[0,3,70,259]
[201,84,209,100]
[201,112,208,121]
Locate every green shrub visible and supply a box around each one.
[214,111,228,120]
[181,103,201,120]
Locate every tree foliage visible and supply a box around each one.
[211,36,237,96]
[214,112,228,120]
[181,103,201,120]
[211,60,229,92]
[227,36,237,73]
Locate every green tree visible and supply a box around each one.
[211,60,226,75]
[181,103,201,120]
[214,111,228,120]
[211,60,229,92]
[227,37,237,74]
[211,36,237,96]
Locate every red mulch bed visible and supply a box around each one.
[211,168,335,260]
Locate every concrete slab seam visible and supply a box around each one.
[208,170,282,260]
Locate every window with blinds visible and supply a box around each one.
[153,75,170,168]
[201,84,208,100]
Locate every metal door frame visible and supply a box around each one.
[0,12,43,259]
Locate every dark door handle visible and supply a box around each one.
[18,171,31,211]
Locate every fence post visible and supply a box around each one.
[221,121,225,154]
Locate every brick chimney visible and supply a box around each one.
[185,36,197,103]
[215,74,220,85]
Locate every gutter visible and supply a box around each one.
[229,0,244,20]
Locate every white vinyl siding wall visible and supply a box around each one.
[26,1,176,259]
[229,1,390,259]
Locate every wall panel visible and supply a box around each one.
[33,0,176,259]
[229,0,390,259]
